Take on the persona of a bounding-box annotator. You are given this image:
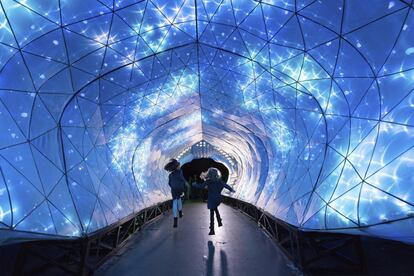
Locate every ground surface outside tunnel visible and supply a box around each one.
[96,202,299,276]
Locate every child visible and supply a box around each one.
[193,168,235,235]
[164,159,186,228]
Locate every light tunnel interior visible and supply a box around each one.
[0,0,414,245]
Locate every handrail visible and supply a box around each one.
[222,196,366,275]
[0,200,172,276]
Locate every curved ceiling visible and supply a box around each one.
[0,0,413,244]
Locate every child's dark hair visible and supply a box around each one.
[164,159,180,172]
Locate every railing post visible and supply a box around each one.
[80,238,90,276]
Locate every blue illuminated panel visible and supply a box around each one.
[0,0,413,243]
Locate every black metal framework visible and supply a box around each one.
[222,196,366,275]
[0,200,171,276]
[3,197,413,275]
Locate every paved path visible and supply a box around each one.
[96,202,300,276]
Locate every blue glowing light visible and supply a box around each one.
[0,0,413,244]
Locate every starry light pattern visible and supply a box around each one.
[0,0,413,243]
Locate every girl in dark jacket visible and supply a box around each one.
[193,167,235,235]
[164,159,186,228]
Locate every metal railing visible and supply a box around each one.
[222,196,366,275]
[1,200,172,276]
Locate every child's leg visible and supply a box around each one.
[172,199,179,228]
[178,198,183,217]
[178,198,182,211]
[172,199,178,218]
[210,209,215,227]
[215,208,222,226]
[209,209,215,235]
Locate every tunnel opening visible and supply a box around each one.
[181,158,230,183]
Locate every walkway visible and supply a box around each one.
[96,202,300,276]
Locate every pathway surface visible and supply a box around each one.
[96,202,300,276]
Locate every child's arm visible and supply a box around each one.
[192,181,207,189]
[223,183,235,193]
[193,171,208,189]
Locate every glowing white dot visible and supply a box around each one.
[20,112,28,118]
[53,40,59,45]
[405,47,414,55]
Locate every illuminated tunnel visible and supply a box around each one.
[0,0,414,251]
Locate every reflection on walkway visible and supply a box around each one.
[206,241,229,276]
[206,241,214,276]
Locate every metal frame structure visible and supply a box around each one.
[222,196,366,275]
[0,200,171,276]
[2,197,413,275]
